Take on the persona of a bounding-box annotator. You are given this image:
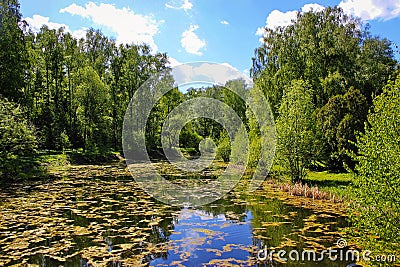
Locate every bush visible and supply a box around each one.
[216,132,231,162]
[0,97,37,178]
[350,73,400,259]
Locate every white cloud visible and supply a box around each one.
[171,62,252,87]
[165,0,193,12]
[25,14,70,32]
[181,24,206,56]
[24,14,87,40]
[256,0,400,41]
[168,57,182,67]
[243,69,250,78]
[255,27,266,36]
[256,3,326,43]
[60,2,163,51]
[256,3,326,32]
[301,3,325,13]
[220,20,229,25]
[59,3,88,18]
[339,0,400,20]
[264,9,298,29]
[71,28,89,40]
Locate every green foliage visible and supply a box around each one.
[200,137,216,154]
[230,127,249,165]
[276,80,317,183]
[74,66,110,152]
[149,85,183,151]
[223,79,248,124]
[350,73,400,258]
[317,87,368,170]
[0,98,37,177]
[246,89,263,168]
[252,6,396,171]
[14,19,171,153]
[179,124,202,149]
[59,131,71,151]
[216,132,231,162]
[0,0,28,103]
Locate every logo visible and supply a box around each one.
[122,62,276,206]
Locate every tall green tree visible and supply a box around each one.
[276,80,317,183]
[0,0,28,103]
[252,6,396,171]
[317,87,368,171]
[351,73,400,259]
[73,66,109,152]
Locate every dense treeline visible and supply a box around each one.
[0,0,399,261]
[252,6,397,175]
[1,0,170,155]
[0,1,398,177]
[252,6,399,260]
[0,0,252,175]
[350,72,400,260]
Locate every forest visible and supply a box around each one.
[0,0,399,266]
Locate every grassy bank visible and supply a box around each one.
[268,166,353,203]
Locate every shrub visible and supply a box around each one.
[0,97,37,178]
[350,73,400,259]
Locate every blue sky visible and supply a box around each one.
[20,0,400,76]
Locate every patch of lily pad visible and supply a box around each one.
[0,161,351,266]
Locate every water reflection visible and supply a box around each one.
[0,168,351,267]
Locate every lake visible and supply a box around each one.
[0,163,353,266]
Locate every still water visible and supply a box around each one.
[0,164,352,266]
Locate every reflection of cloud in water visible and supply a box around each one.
[182,230,201,257]
[172,208,229,260]
[177,208,226,222]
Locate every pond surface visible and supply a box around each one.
[0,163,353,266]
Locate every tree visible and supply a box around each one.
[276,80,317,183]
[0,97,37,177]
[351,73,400,258]
[74,66,109,152]
[246,88,263,168]
[252,7,364,113]
[0,0,29,103]
[251,6,396,171]
[317,87,368,171]
[216,131,231,163]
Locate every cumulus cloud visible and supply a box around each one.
[301,3,325,13]
[256,3,325,33]
[243,69,250,78]
[220,20,229,25]
[263,9,298,30]
[165,0,193,12]
[71,28,89,40]
[256,1,400,44]
[24,14,87,39]
[171,62,252,87]
[167,57,182,67]
[24,14,70,32]
[60,2,163,51]
[339,0,400,20]
[181,25,206,56]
